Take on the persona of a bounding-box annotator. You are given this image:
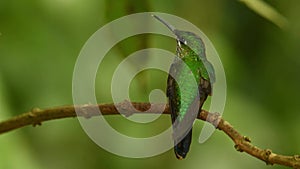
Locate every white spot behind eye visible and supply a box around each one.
[184,40,187,45]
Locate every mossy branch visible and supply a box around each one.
[0,101,299,168]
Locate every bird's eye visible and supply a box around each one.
[179,38,187,45]
[177,39,187,47]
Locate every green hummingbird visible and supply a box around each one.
[152,15,215,159]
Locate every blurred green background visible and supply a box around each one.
[0,0,300,168]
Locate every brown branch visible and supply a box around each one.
[0,101,299,168]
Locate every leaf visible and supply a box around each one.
[239,0,289,29]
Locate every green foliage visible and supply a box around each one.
[239,0,288,29]
[0,0,299,168]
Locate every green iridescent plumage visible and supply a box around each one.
[153,15,215,159]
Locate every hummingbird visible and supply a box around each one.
[152,15,215,159]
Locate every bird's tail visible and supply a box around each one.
[174,127,193,160]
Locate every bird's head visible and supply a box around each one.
[152,15,206,60]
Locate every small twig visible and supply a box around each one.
[0,101,299,168]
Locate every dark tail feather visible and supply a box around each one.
[174,128,193,160]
